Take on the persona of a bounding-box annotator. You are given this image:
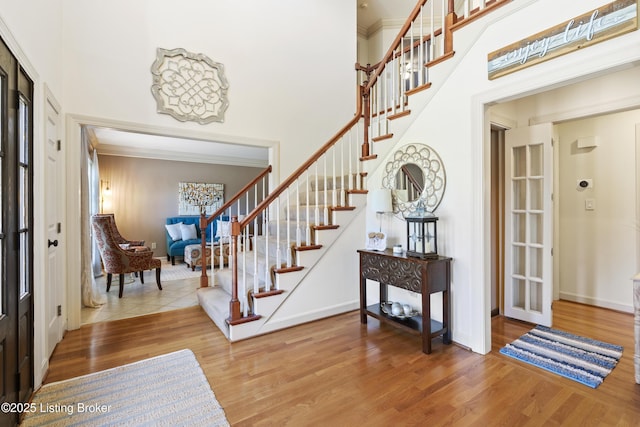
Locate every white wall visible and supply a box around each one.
[62,0,357,180]
[556,110,640,311]
[366,0,640,354]
[0,0,64,98]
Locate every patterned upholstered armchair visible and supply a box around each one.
[94,213,146,247]
[92,215,162,298]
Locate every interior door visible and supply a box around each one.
[504,123,553,326]
[45,93,63,357]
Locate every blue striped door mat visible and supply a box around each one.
[499,325,623,388]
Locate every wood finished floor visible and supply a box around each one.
[46,301,640,426]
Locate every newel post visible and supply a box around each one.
[199,214,209,288]
[361,83,371,159]
[444,1,457,56]
[228,215,242,323]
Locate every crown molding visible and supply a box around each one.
[361,18,415,39]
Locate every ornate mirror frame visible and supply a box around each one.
[381,143,446,216]
[151,47,229,124]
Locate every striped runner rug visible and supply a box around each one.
[21,349,229,426]
[500,325,623,388]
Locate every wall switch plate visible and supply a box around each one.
[585,199,595,211]
[151,242,157,249]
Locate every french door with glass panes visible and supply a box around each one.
[0,36,34,426]
[504,123,553,326]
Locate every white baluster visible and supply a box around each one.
[264,204,270,292]
[419,5,424,86]
[400,36,405,112]
[391,52,396,116]
[242,227,247,317]
[323,158,328,225]
[340,137,345,206]
[209,222,215,284]
[410,21,414,91]
[386,66,391,135]
[441,0,445,57]
[347,130,358,190]
[296,178,301,247]
[305,170,311,245]
[332,146,337,207]
[376,79,381,138]
[219,212,225,270]
[355,122,361,191]
[314,163,320,230]
[286,189,291,268]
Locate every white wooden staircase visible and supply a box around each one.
[196,0,512,341]
[198,175,367,340]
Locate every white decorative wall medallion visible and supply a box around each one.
[151,48,229,124]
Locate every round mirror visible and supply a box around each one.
[381,144,446,216]
[394,163,424,202]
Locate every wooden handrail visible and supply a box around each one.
[401,164,424,195]
[237,84,364,231]
[202,165,272,229]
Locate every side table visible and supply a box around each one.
[358,248,452,354]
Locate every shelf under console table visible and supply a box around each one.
[358,249,452,354]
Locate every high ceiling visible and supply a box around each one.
[91,127,269,168]
[357,0,416,33]
[94,1,415,166]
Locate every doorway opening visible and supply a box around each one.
[487,66,640,329]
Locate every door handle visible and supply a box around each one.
[48,239,58,248]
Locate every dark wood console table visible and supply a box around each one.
[358,249,452,354]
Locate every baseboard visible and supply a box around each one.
[261,301,360,333]
[558,292,633,314]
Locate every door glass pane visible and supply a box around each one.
[20,232,28,297]
[529,144,543,176]
[513,213,525,243]
[529,213,543,244]
[529,246,543,279]
[19,97,28,164]
[512,179,526,210]
[512,146,526,178]
[530,280,543,312]
[512,278,526,309]
[513,245,526,276]
[529,178,543,211]
[18,95,30,297]
[19,166,27,229]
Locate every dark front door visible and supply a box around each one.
[0,36,34,426]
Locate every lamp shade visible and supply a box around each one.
[370,189,392,213]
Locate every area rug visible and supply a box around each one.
[500,325,623,388]
[21,349,230,426]
[160,259,204,282]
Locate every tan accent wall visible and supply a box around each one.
[98,155,264,258]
